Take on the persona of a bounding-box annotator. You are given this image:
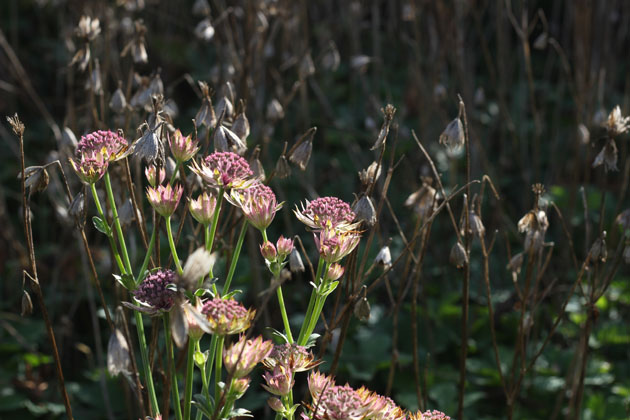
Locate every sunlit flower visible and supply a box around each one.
[224,335,274,378]
[228,182,282,230]
[263,343,320,373]
[356,387,406,420]
[315,229,361,264]
[407,410,451,420]
[260,241,277,262]
[201,297,255,336]
[262,365,294,396]
[69,149,108,184]
[295,197,358,232]
[189,192,217,225]
[147,184,183,217]
[77,130,128,162]
[145,165,165,187]
[604,105,630,137]
[276,236,294,260]
[133,269,176,312]
[326,263,345,281]
[189,151,253,189]
[307,371,365,420]
[169,129,199,162]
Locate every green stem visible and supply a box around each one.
[303,262,332,343]
[204,223,211,251]
[90,183,126,274]
[218,378,237,419]
[138,222,157,284]
[104,172,133,276]
[297,258,325,345]
[164,314,183,420]
[276,286,294,344]
[170,160,182,185]
[183,338,196,420]
[206,188,224,255]
[222,221,248,296]
[195,335,218,420]
[134,309,160,415]
[214,336,225,400]
[166,216,183,275]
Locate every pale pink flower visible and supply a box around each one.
[189,192,217,225]
[77,130,128,161]
[147,184,183,217]
[145,165,165,187]
[223,335,273,378]
[189,151,253,189]
[69,149,108,184]
[276,236,294,259]
[262,365,294,396]
[306,371,365,420]
[228,182,282,230]
[294,197,358,231]
[326,263,344,281]
[201,297,255,336]
[315,229,361,264]
[169,129,199,162]
[407,410,451,420]
[260,241,277,262]
[263,343,320,373]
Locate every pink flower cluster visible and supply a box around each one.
[201,297,254,335]
[190,151,253,189]
[223,335,274,378]
[295,197,357,231]
[147,184,183,217]
[315,228,361,264]
[133,269,176,311]
[169,129,199,162]
[77,130,128,161]
[229,182,282,230]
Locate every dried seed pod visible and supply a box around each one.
[133,127,161,164]
[119,198,141,228]
[289,138,313,171]
[358,161,381,186]
[370,104,396,151]
[215,96,234,120]
[605,105,630,137]
[85,59,103,95]
[21,290,33,317]
[196,82,217,128]
[524,229,544,253]
[592,139,618,172]
[21,166,49,194]
[405,180,437,219]
[353,195,376,226]
[110,83,127,113]
[274,155,291,179]
[170,301,189,348]
[68,191,86,227]
[266,99,284,121]
[374,246,392,268]
[439,117,465,156]
[195,18,215,41]
[192,0,210,15]
[289,248,305,273]
[616,209,630,232]
[507,252,524,274]
[249,148,265,179]
[75,15,101,41]
[533,32,548,50]
[321,42,340,71]
[62,127,78,150]
[232,111,250,141]
[460,211,485,238]
[449,242,468,269]
[107,321,131,376]
[354,297,371,322]
[299,53,315,79]
[213,125,229,152]
[578,123,590,145]
[589,232,607,262]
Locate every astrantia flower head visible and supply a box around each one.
[407,410,451,420]
[315,228,361,264]
[147,183,183,217]
[262,365,294,396]
[228,182,282,230]
[169,129,199,162]
[201,297,255,335]
[223,335,274,378]
[69,149,108,184]
[190,151,253,189]
[306,372,365,420]
[145,165,165,187]
[356,387,406,420]
[295,197,358,231]
[276,236,294,260]
[263,343,320,373]
[189,192,217,225]
[77,130,128,162]
[133,269,176,312]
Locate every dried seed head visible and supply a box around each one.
[524,229,545,253]
[374,246,392,268]
[533,32,548,50]
[70,45,91,72]
[507,252,524,274]
[592,139,618,172]
[21,166,49,195]
[405,181,437,219]
[133,126,162,165]
[289,248,305,273]
[181,248,216,290]
[232,111,250,141]
[449,242,468,269]
[107,328,131,376]
[439,117,465,156]
[589,232,607,262]
[195,18,215,41]
[6,113,25,136]
[274,155,291,179]
[460,211,485,237]
[267,98,284,121]
[289,137,313,171]
[358,161,381,186]
[75,15,101,41]
[353,195,377,226]
[21,290,33,317]
[85,59,103,95]
[249,148,265,179]
[299,53,316,79]
[215,96,234,120]
[68,191,86,227]
[354,297,371,322]
[110,83,127,113]
[196,84,217,128]
[370,104,396,150]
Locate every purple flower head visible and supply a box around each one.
[190,151,253,189]
[147,184,183,217]
[133,269,176,311]
[201,297,255,335]
[77,130,128,161]
[228,182,282,230]
[69,149,108,184]
[295,197,358,231]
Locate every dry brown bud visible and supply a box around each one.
[354,297,371,322]
[439,117,465,156]
[592,139,618,172]
[353,195,377,226]
[449,242,468,269]
[274,155,291,179]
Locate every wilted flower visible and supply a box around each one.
[201,297,255,336]
[460,210,485,237]
[315,229,361,264]
[353,196,377,226]
[21,165,49,194]
[276,236,294,260]
[592,139,618,172]
[263,343,320,372]
[604,105,630,137]
[147,184,183,217]
[518,209,549,233]
[263,365,294,396]
[133,269,176,312]
[405,181,438,219]
[69,149,108,184]
[295,197,358,232]
[228,182,282,230]
[190,151,253,189]
[77,130,128,162]
[223,335,274,378]
[449,242,468,269]
[145,165,165,187]
[189,192,217,225]
[289,248,305,273]
[260,241,277,262]
[326,263,344,281]
[358,161,381,186]
[169,130,199,162]
[439,117,465,155]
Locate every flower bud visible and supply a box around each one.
[326,263,344,281]
[276,236,294,260]
[145,165,165,187]
[289,248,305,273]
[232,377,251,397]
[169,129,199,162]
[268,397,284,413]
[354,297,371,322]
[189,192,217,225]
[260,241,277,262]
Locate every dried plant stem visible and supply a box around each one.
[15,118,73,418]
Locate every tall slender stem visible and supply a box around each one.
[90,183,126,274]
[104,172,133,276]
[166,216,183,275]
[138,222,157,283]
[222,220,248,295]
[183,338,196,420]
[134,310,160,415]
[164,314,183,420]
[214,336,225,400]
[297,258,325,345]
[276,286,294,343]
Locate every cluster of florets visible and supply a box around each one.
[295,197,357,231]
[133,269,176,311]
[169,129,199,162]
[147,184,183,217]
[263,343,320,372]
[190,151,253,188]
[223,335,274,378]
[201,297,254,335]
[314,228,362,264]
[77,130,128,161]
[229,182,282,230]
[407,410,451,420]
[69,150,108,184]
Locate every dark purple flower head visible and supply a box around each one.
[133,269,176,310]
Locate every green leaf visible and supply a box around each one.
[192,394,214,418]
[92,216,110,235]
